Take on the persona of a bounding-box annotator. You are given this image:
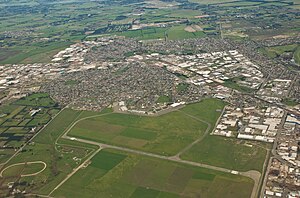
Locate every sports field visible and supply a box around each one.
[68,99,225,156]
[53,149,254,198]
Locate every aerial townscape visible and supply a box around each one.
[0,0,299,198]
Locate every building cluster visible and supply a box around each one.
[41,60,207,111]
[84,36,143,62]
[0,61,112,104]
[265,158,300,198]
[44,37,268,112]
[1,36,298,114]
[51,36,299,105]
[212,106,285,143]
[258,79,292,103]
[264,115,300,198]
[52,43,89,63]
[0,63,63,101]
[51,38,133,64]
[1,30,33,38]
[114,100,186,116]
[2,36,292,114]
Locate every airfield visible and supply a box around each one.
[0,96,269,198]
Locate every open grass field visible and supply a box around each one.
[176,83,189,92]
[53,149,254,198]
[69,111,207,156]
[167,25,206,40]
[0,42,73,64]
[223,79,255,93]
[0,48,20,62]
[179,99,225,126]
[157,95,172,104]
[68,98,225,156]
[0,99,264,197]
[259,44,300,64]
[0,0,296,63]
[114,25,206,41]
[282,98,299,106]
[294,46,300,65]
[181,136,269,172]
[178,100,269,172]
[13,93,57,107]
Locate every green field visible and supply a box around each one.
[69,111,207,156]
[114,25,206,41]
[178,101,268,172]
[69,98,225,156]
[65,80,80,86]
[181,136,269,172]
[0,0,297,63]
[223,77,255,93]
[156,95,172,104]
[179,99,225,126]
[0,48,20,62]
[0,41,73,64]
[294,46,300,65]
[13,93,57,107]
[259,44,300,65]
[176,83,190,92]
[282,98,299,106]
[53,149,254,198]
